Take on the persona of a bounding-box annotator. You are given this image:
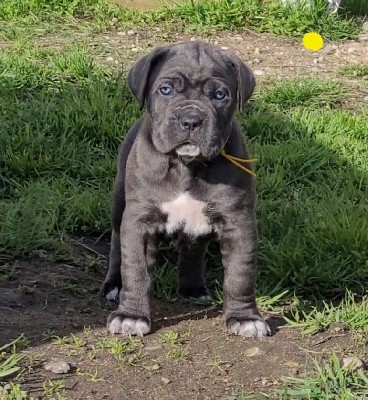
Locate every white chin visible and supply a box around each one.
[175,144,200,157]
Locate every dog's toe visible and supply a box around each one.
[107,313,151,337]
[227,319,271,338]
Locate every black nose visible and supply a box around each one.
[180,113,203,132]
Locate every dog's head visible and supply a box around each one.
[127,41,255,160]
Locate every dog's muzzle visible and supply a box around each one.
[174,106,206,157]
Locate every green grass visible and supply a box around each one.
[1,35,367,301]
[157,0,361,40]
[285,290,368,335]
[0,0,362,40]
[243,353,368,399]
[340,64,368,77]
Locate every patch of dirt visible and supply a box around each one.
[0,257,361,399]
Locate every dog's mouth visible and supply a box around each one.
[175,143,201,157]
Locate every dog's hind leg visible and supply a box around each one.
[177,235,212,302]
[100,119,143,301]
[100,178,125,301]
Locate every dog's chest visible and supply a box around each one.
[160,192,211,236]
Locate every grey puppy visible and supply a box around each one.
[101,41,271,338]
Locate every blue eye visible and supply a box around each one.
[214,90,226,100]
[159,86,172,96]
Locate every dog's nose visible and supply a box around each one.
[180,113,203,132]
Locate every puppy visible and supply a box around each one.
[101,41,271,338]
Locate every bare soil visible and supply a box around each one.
[1,25,368,399]
[0,256,361,399]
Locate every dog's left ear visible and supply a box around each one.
[127,46,169,109]
[228,53,256,111]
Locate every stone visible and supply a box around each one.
[342,357,364,370]
[127,29,136,36]
[243,347,260,357]
[254,69,265,76]
[44,361,71,374]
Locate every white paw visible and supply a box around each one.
[105,287,119,301]
[227,319,271,338]
[197,294,213,302]
[108,316,151,337]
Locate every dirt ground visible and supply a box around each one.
[1,24,368,399]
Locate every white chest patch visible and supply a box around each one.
[160,192,211,237]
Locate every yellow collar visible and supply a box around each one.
[220,149,257,177]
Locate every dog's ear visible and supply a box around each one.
[127,46,169,109]
[228,53,256,111]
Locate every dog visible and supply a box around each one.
[100,41,271,339]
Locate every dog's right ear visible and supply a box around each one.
[127,46,169,109]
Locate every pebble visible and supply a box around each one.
[347,48,355,54]
[190,36,197,41]
[253,58,261,64]
[127,29,136,36]
[254,69,265,76]
[313,58,319,65]
[117,31,126,36]
[44,361,71,374]
[106,56,114,62]
[364,96,368,103]
[131,48,139,52]
[161,377,170,384]
[221,46,229,50]
[358,35,368,42]
[243,346,260,357]
[254,47,261,55]
[144,345,162,352]
[342,357,364,370]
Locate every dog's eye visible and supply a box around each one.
[214,90,226,100]
[159,86,173,96]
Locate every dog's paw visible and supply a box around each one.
[107,312,151,337]
[226,318,271,338]
[178,286,213,303]
[100,280,121,302]
[105,287,120,301]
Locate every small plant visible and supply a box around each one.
[42,379,66,398]
[277,353,368,399]
[96,337,144,366]
[158,330,180,346]
[158,330,189,359]
[285,290,368,335]
[0,336,26,380]
[340,64,368,77]
[0,383,29,400]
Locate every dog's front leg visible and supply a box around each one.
[107,210,155,337]
[220,214,271,338]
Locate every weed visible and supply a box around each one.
[96,337,145,366]
[0,383,30,400]
[158,330,180,346]
[277,353,368,399]
[340,64,368,77]
[0,336,28,380]
[42,379,66,398]
[285,290,368,335]
[159,330,189,359]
